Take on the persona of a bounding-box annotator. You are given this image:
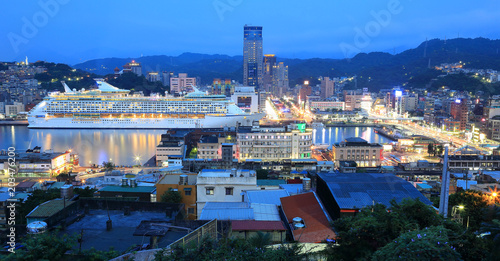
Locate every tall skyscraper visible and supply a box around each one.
[263,54,276,92]
[243,25,263,89]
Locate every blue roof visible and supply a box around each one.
[318,173,432,209]
[200,202,254,220]
[245,189,290,206]
[279,184,304,195]
[456,180,477,190]
[417,183,432,189]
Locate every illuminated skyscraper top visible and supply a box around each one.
[243,25,263,89]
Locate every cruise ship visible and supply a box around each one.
[28,79,264,129]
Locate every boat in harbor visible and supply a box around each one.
[28,79,263,129]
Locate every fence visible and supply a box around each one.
[167,219,217,249]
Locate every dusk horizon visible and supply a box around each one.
[1,0,499,64]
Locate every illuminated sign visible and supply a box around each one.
[395,90,403,97]
[297,123,306,133]
[455,99,461,104]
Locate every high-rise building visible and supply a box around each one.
[263,54,276,92]
[343,90,363,111]
[170,73,197,94]
[243,25,263,89]
[123,61,142,76]
[272,62,289,97]
[483,96,500,139]
[450,98,468,131]
[146,72,160,82]
[320,77,335,99]
[162,71,174,87]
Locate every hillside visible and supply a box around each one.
[68,38,500,90]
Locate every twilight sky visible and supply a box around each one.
[1,0,499,65]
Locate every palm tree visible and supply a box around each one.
[248,231,272,249]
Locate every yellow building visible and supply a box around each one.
[155,172,198,219]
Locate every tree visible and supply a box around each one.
[154,237,302,261]
[74,187,97,197]
[102,161,115,171]
[4,231,121,261]
[435,144,444,156]
[248,231,271,249]
[256,169,269,180]
[372,226,462,261]
[4,232,76,261]
[427,143,434,156]
[448,190,490,231]
[326,199,449,260]
[161,188,182,203]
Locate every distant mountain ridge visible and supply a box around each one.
[73,38,500,89]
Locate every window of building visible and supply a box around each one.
[184,188,192,196]
[225,187,233,195]
[206,187,214,195]
[187,208,195,214]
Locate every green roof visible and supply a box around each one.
[48,182,66,190]
[99,186,156,193]
[13,193,30,200]
[257,179,287,186]
[26,199,75,218]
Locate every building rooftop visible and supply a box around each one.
[257,179,287,187]
[0,151,67,161]
[345,137,368,143]
[317,173,432,210]
[47,182,66,190]
[279,184,305,195]
[199,202,254,220]
[199,202,280,221]
[231,220,286,231]
[64,209,186,252]
[244,189,289,206]
[26,199,76,218]
[198,169,255,178]
[98,186,156,193]
[280,192,336,243]
[16,181,37,188]
[156,172,197,185]
[199,135,219,144]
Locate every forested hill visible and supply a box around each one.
[67,38,500,91]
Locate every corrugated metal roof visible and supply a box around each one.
[251,203,281,221]
[26,199,75,218]
[203,202,249,209]
[318,173,433,209]
[199,208,254,220]
[245,189,289,205]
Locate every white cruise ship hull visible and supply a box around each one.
[27,114,263,129]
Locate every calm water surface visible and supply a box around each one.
[0,126,391,165]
